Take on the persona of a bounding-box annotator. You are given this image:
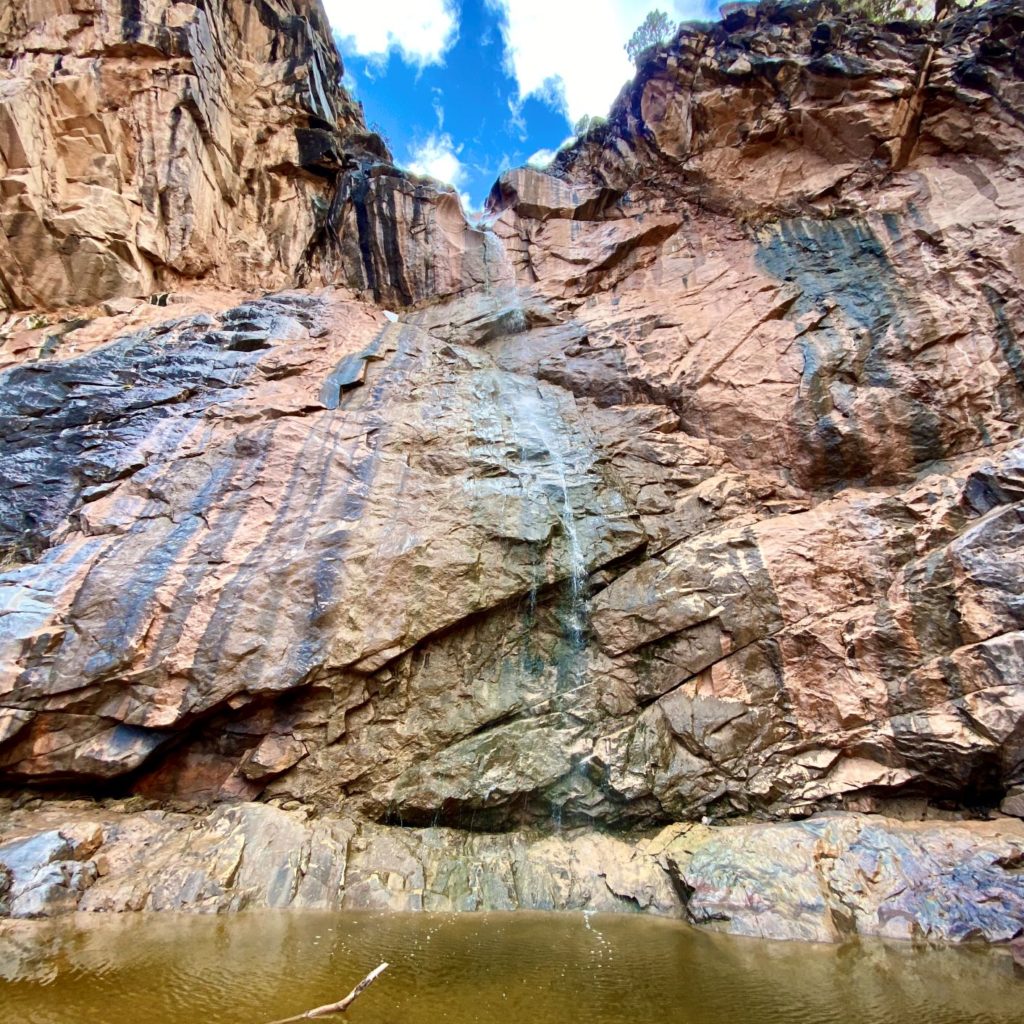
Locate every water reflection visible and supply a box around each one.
[1,911,1020,1024]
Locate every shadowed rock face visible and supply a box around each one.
[1,0,1024,940]
[310,166,516,309]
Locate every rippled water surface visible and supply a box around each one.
[1,911,1021,1024]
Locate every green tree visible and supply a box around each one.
[625,10,675,65]
[573,114,608,136]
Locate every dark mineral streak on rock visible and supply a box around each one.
[756,217,945,486]
[1,0,1024,942]
[984,284,1024,391]
[0,315,268,562]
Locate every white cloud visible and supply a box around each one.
[408,134,486,216]
[488,1,704,125]
[526,135,575,169]
[326,0,457,65]
[407,133,467,191]
[526,148,557,170]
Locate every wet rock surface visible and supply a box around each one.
[0,0,1023,945]
[0,288,644,785]
[1,801,1022,947]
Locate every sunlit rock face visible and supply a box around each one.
[0,0,377,310]
[1,0,1024,936]
[0,0,511,315]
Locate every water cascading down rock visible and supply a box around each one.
[1,0,1024,945]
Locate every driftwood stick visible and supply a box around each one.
[265,962,389,1024]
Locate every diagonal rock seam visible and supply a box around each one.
[1,0,1024,944]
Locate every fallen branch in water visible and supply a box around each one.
[265,962,389,1024]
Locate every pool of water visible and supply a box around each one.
[0,911,1021,1024]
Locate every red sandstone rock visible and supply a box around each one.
[0,0,1022,941]
[0,0,377,311]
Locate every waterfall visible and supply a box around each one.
[508,383,592,832]
[474,220,590,656]
[480,223,518,295]
[440,223,599,829]
[515,384,588,654]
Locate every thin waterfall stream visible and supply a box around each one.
[512,383,589,657]
[478,223,590,655]
[476,264,601,830]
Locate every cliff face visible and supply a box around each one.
[471,0,1024,823]
[0,0,379,310]
[1,0,1024,941]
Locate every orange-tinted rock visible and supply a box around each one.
[0,0,377,312]
[1,0,1023,942]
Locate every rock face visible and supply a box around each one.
[1,0,1024,944]
[1,801,1022,946]
[0,0,512,315]
[314,165,516,309]
[0,801,681,916]
[669,812,1024,944]
[0,0,378,311]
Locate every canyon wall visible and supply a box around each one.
[1,0,1023,941]
[0,0,380,310]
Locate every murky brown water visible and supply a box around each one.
[0,911,1021,1024]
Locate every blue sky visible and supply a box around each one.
[324,0,717,215]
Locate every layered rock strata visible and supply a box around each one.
[1,0,1023,946]
[0,0,501,315]
[1,800,1022,946]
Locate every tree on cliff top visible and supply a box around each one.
[574,114,608,136]
[625,10,676,65]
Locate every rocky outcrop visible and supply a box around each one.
[1,800,1022,946]
[0,801,680,916]
[490,0,1024,488]
[0,0,520,315]
[666,812,1024,944]
[311,165,515,309]
[1,0,1024,945]
[0,0,377,311]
